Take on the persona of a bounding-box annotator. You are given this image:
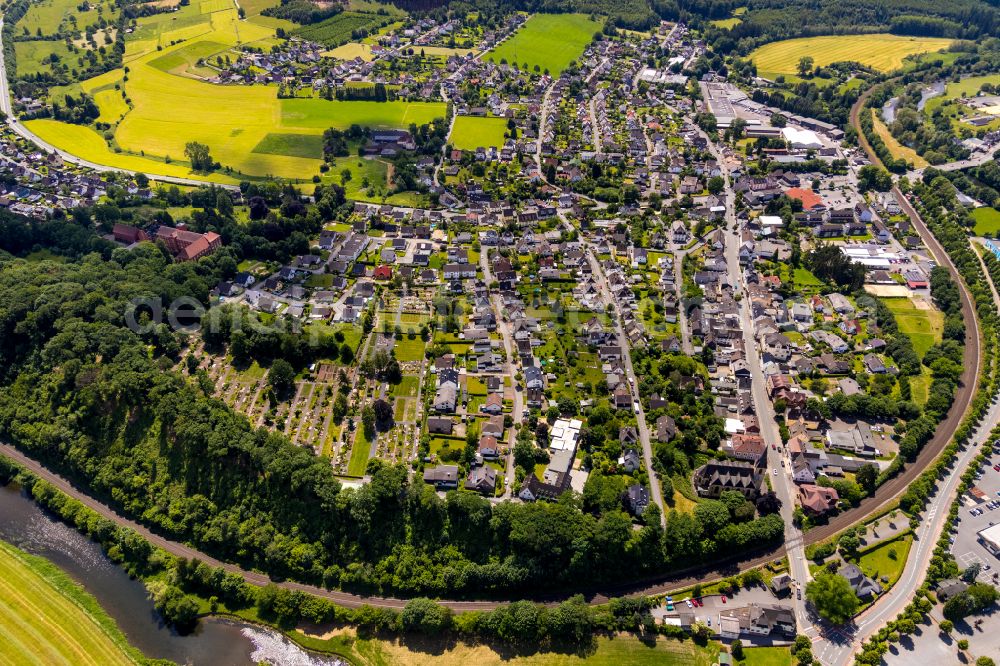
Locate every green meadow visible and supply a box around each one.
[486,13,602,76]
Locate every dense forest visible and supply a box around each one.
[0,210,784,597]
[405,0,1000,47]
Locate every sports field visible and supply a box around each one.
[449,116,509,150]
[882,297,943,358]
[973,207,1000,236]
[870,110,929,168]
[750,34,954,79]
[31,0,445,182]
[0,541,138,666]
[486,13,602,76]
[923,74,1000,116]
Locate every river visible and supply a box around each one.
[0,482,345,666]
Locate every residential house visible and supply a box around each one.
[423,465,459,490]
[838,563,882,599]
[798,484,839,516]
[626,484,649,516]
[465,466,497,495]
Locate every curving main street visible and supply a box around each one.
[802,82,995,666]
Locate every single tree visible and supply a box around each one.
[267,359,295,398]
[797,55,814,77]
[184,141,214,171]
[806,572,860,625]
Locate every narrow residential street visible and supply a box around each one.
[585,249,668,525]
[480,248,524,498]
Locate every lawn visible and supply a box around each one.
[909,368,932,406]
[870,110,929,168]
[972,206,1000,236]
[394,336,426,362]
[486,13,603,76]
[750,34,954,79]
[292,631,720,666]
[881,297,943,358]
[925,74,1000,116]
[36,20,445,182]
[393,375,421,398]
[0,540,139,666]
[856,533,912,587]
[793,267,823,287]
[449,116,509,150]
[304,322,363,354]
[346,429,371,476]
[737,647,793,666]
[14,40,75,76]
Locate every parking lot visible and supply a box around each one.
[949,447,1000,586]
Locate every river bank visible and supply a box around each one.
[0,482,345,666]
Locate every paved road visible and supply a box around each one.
[703,130,811,630]
[909,149,996,180]
[583,247,667,525]
[799,81,993,666]
[479,248,524,498]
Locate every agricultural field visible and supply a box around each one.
[486,13,603,76]
[881,296,943,358]
[972,206,1000,236]
[237,0,282,16]
[24,119,241,183]
[293,11,394,48]
[449,116,509,150]
[750,34,954,79]
[94,89,129,123]
[280,98,445,130]
[325,42,376,61]
[710,17,741,29]
[0,541,138,666]
[870,110,929,169]
[252,133,325,159]
[35,20,443,181]
[710,8,745,30]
